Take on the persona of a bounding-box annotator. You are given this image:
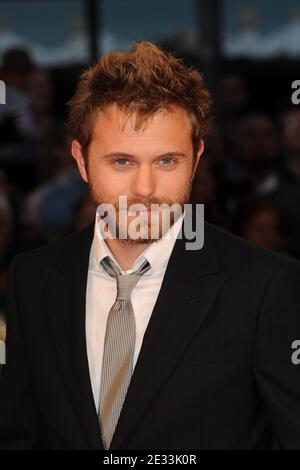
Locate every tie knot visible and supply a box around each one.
[100,256,151,301]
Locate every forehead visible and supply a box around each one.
[91,103,193,144]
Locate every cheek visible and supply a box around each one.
[158,167,193,191]
[90,166,132,198]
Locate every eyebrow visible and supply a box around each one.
[102,151,187,160]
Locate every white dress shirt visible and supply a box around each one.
[86,207,184,411]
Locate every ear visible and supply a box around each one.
[192,139,205,180]
[71,140,89,183]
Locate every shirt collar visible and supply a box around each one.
[91,206,185,276]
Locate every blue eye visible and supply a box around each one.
[115,159,130,166]
[160,157,174,165]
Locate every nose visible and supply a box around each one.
[131,164,156,198]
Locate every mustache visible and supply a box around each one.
[113,198,177,211]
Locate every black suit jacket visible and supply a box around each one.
[0,218,300,450]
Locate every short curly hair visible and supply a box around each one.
[67,41,212,160]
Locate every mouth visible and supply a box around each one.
[118,207,162,217]
[136,210,151,215]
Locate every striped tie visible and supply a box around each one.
[99,255,151,449]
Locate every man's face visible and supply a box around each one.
[72,103,203,244]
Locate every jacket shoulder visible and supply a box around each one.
[9,222,94,271]
[205,221,300,274]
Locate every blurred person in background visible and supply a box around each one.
[26,69,54,139]
[280,108,300,184]
[215,74,249,126]
[223,112,300,258]
[190,154,227,228]
[230,195,293,257]
[214,73,249,162]
[0,47,34,92]
[20,125,87,242]
[0,47,36,143]
[0,47,37,193]
[228,113,282,197]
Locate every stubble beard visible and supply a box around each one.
[88,177,193,246]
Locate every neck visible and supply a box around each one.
[104,237,150,271]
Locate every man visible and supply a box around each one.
[0,42,300,450]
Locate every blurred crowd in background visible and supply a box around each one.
[1,42,300,337]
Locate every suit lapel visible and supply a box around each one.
[45,223,104,450]
[109,219,228,449]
